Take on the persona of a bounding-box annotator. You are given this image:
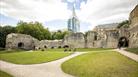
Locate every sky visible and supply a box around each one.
[0,0,138,32]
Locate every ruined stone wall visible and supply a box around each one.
[37,40,63,49]
[63,33,85,48]
[6,33,39,50]
[118,27,130,38]
[86,31,97,48]
[96,35,107,48]
[129,5,138,48]
[96,30,108,48]
[84,29,119,48]
[129,26,138,48]
[105,30,118,48]
[129,5,138,28]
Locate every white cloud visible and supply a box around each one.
[67,0,75,3]
[0,0,138,30]
[0,0,71,22]
[78,0,138,29]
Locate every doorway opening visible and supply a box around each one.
[118,37,129,48]
[18,42,24,48]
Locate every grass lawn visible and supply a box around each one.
[0,49,66,54]
[0,49,24,54]
[62,51,138,77]
[0,51,72,64]
[0,70,13,77]
[76,48,113,52]
[125,48,138,54]
[44,48,65,52]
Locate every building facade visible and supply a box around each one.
[67,5,80,33]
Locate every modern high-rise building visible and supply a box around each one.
[67,5,80,33]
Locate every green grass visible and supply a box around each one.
[0,48,67,54]
[125,48,138,54]
[0,49,24,54]
[45,48,65,52]
[0,71,13,77]
[0,51,72,64]
[0,48,112,54]
[76,48,113,52]
[62,51,138,77]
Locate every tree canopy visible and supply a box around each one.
[0,21,69,48]
[0,25,16,48]
[117,20,130,28]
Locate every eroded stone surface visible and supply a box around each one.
[63,32,85,48]
[6,33,39,50]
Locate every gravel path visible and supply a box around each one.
[0,52,86,77]
[115,49,138,62]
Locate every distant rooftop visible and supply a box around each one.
[95,23,119,29]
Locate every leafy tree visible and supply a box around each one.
[16,21,50,40]
[43,28,51,40]
[0,21,69,48]
[62,30,70,38]
[0,25,16,48]
[117,20,130,28]
[51,30,69,40]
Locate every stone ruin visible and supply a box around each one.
[6,33,39,50]
[63,32,85,48]
[129,5,138,48]
[6,33,64,50]
[85,31,97,48]
[5,5,138,50]
[37,40,63,49]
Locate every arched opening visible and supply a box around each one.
[51,46,54,49]
[38,47,41,50]
[94,35,97,40]
[44,45,47,49]
[63,45,69,48]
[58,46,62,48]
[118,37,129,48]
[18,42,24,48]
[33,46,35,49]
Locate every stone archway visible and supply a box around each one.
[118,37,129,48]
[51,46,55,49]
[44,45,47,49]
[18,42,24,48]
[63,45,69,48]
[58,46,62,48]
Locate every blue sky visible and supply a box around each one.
[0,0,137,32]
[62,0,87,10]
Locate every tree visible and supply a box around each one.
[0,21,69,48]
[43,28,51,40]
[51,30,69,40]
[16,21,52,40]
[117,20,130,28]
[0,25,16,48]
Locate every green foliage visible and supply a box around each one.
[43,28,51,40]
[62,51,138,77]
[117,20,130,28]
[51,30,69,40]
[0,49,24,54]
[0,51,72,64]
[0,21,69,48]
[16,21,48,40]
[76,48,113,52]
[16,21,69,40]
[0,25,16,47]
